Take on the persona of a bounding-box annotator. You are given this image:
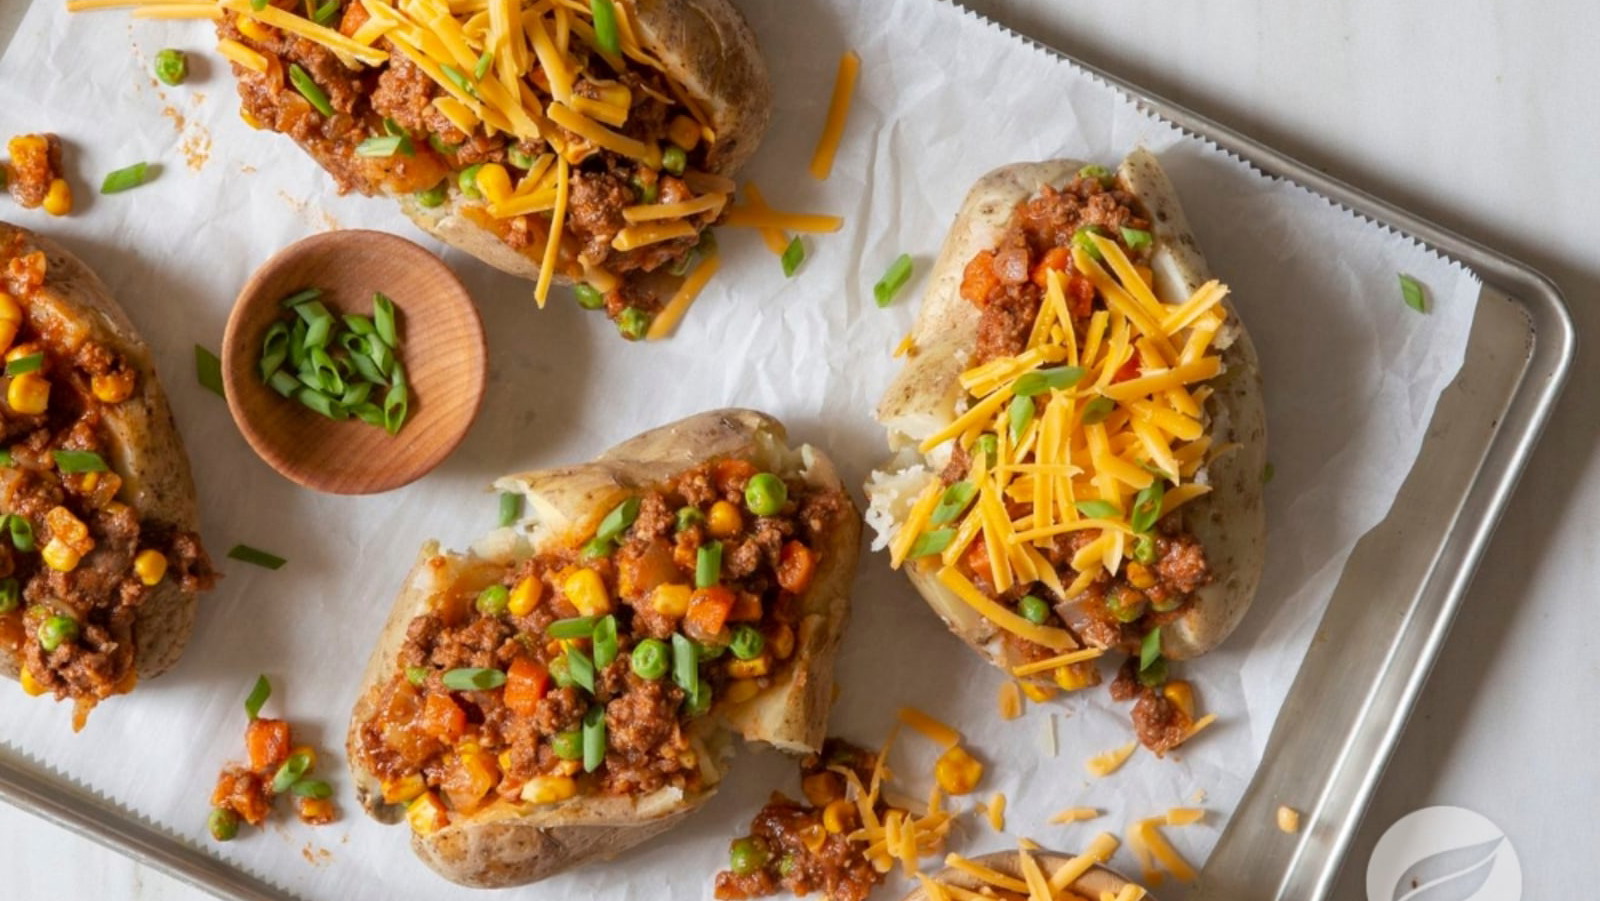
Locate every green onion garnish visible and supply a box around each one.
[382,380,408,435]
[595,497,640,543]
[581,704,606,773]
[1074,500,1119,520]
[355,135,413,158]
[1120,227,1153,249]
[781,236,805,278]
[260,322,290,381]
[195,345,224,397]
[298,389,346,420]
[373,293,398,348]
[1130,479,1166,533]
[473,49,493,81]
[243,674,271,720]
[4,353,42,376]
[498,492,522,528]
[1073,225,1107,260]
[566,645,596,694]
[1079,395,1115,425]
[1076,164,1112,182]
[590,0,620,56]
[696,541,722,589]
[427,133,460,156]
[0,449,13,467]
[0,579,19,615]
[280,288,323,309]
[267,370,301,398]
[228,544,286,570]
[270,751,311,794]
[1399,274,1427,313]
[592,615,619,669]
[1139,627,1162,672]
[7,515,34,552]
[288,64,335,117]
[440,64,477,99]
[1013,366,1085,397]
[671,633,698,696]
[311,0,340,25]
[249,0,267,9]
[441,667,506,691]
[930,481,975,526]
[908,529,954,558]
[53,450,107,474]
[874,253,914,307]
[1007,394,1034,442]
[291,779,332,799]
[547,616,599,639]
[100,162,150,195]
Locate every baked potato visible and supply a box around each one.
[347,409,860,887]
[0,222,214,729]
[216,0,771,337]
[866,150,1266,752]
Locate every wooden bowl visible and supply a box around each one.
[901,849,1150,901]
[222,230,486,495]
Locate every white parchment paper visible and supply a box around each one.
[0,1,1479,898]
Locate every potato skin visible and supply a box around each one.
[0,222,204,686]
[871,150,1266,666]
[347,409,859,888]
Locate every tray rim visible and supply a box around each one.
[0,4,1576,901]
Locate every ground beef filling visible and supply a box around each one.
[0,234,216,710]
[4,133,64,209]
[352,458,848,822]
[218,1,722,327]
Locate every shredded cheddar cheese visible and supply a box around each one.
[1084,741,1137,778]
[645,250,721,340]
[809,50,859,179]
[1050,807,1101,824]
[986,793,1006,831]
[899,706,963,748]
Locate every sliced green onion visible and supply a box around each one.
[581,704,606,772]
[1007,394,1035,442]
[228,544,286,570]
[498,492,522,528]
[908,528,953,558]
[1138,657,1168,687]
[684,679,712,717]
[931,481,975,526]
[308,346,344,395]
[671,633,698,696]
[473,49,493,81]
[581,535,615,559]
[280,288,323,309]
[311,0,340,25]
[441,667,506,691]
[729,625,764,661]
[1013,366,1085,397]
[405,665,429,687]
[780,236,805,277]
[595,497,641,543]
[355,135,413,158]
[1120,226,1153,249]
[414,180,448,208]
[339,381,372,407]
[351,403,384,426]
[874,253,914,307]
[100,162,150,194]
[344,340,383,384]
[289,63,335,117]
[291,779,332,799]
[1076,164,1112,182]
[7,515,34,552]
[592,615,619,669]
[249,0,267,8]
[268,370,301,398]
[1400,274,1427,313]
[1130,479,1166,533]
[0,578,19,615]
[566,644,596,694]
[0,449,13,467]
[1079,395,1115,425]
[1073,225,1109,260]
[298,389,346,421]
[1139,627,1162,672]
[53,450,107,474]
[427,133,460,156]
[382,380,408,435]
[551,730,583,760]
[4,353,42,376]
[259,322,290,381]
[270,750,312,794]
[590,0,620,56]
[695,541,722,589]
[440,64,477,99]
[975,434,998,462]
[548,615,599,639]
[373,293,398,348]
[244,674,271,720]
[1075,500,1119,520]
[154,48,188,86]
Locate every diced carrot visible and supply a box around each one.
[245,718,292,773]
[727,591,763,622]
[713,459,757,494]
[961,250,999,306]
[421,693,467,742]
[963,541,993,585]
[1031,246,1071,288]
[684,586,737,641]
[503,657,550,717]
[1068,273,1097,318]
[776,541,816,594]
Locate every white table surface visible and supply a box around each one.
[3,0,1596,897]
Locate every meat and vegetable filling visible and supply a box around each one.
[892,167,1235,753]
[351,457,847,834]
[0,233,214,723]
[219,0,729,337]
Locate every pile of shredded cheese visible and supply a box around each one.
[928,836,1147,901]
[890,233,1231,668]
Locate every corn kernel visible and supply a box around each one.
[0,293,21,356]
[42,179,72,217]
[382,773,427,805]
[8,372,49,415]
[1163,680,1196,720]
[20,668,46,696]
[133,550,168,586]
[725,654,770,679]
[1019,680,1059,703]
[7,135,46,158]
[41,538,82,573]
[508,576,542,616]
[822,798,857,834]
[1054,662,1098,691]
[933,745,984,796]
[667,115,701,151]
[1126,562,1156,590]
[723,678,760,704]
[706,501,742,539]
[562,567,611,616]
[592,80,632,109]
[406,791,449,835]
[91,370,136,404]
[650,583,691,618]
[297,797,335,823]
[520,775,577,805]
[234,13,273,42]
[240,108,264,130]
[767,623,795,661]
[475,163,512,205]
[801,772,841,806]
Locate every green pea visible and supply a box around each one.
[1017,595,1050,625]
[1137,657,1169,688]
[507,147,536,169]
[675,506,704,532]
[662,145,688,176]
[414,180,449,208]
[458,164,484,200]
[549,655,575,689]
[476,584,510,616]
[208,807,240,842]
[0,577,18,614]
[684,679,712,717]
[696,640,726,662]
[154,49,188,87]
[405,666,429,687]
[1133,535,1158,565]
[631,175,659,204]
[1151,593,1185,614]
[777,853,797,877]
[38,615,78,652]
[574,284,605,310]
[743,473,788,516]
[729,625,765,661]
[1105,588,1147,624]
[427,134,460,156]
[617,307,651,341]
[551,730,584,760]
[729,836,771,876]
[630,638,669,680]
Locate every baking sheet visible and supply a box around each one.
[0,0,1481,898]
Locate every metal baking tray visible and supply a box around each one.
[0,4,1573,900]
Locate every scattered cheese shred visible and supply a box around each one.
[997,681,1023,721]
[1010,647,1104,678]
[898,706,962,749]
[1085,741,1137,778]
[1165,807,1204,827]
[809,50,860,180]
[723,206,845,234]
[1050,807,1101,824]
[1277,805,1301,834]
[937,567,1077,650]
[738,182,791,254]
[894,333,917,358]
[132,5,222,18]
[943,855,1030,894]
[1045,832,1122,894]
[611,220,698,252]
[533,155,570,307]
[218,0,389,65]
[1138,819,1197,882]
[987,793,1006,832]
[621,194,727,223]
[645,250,721,340]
